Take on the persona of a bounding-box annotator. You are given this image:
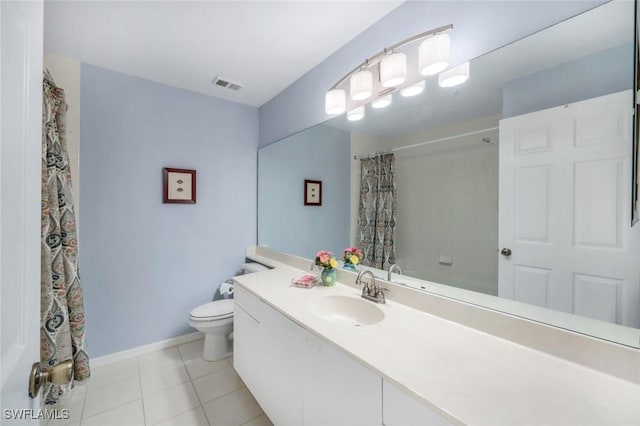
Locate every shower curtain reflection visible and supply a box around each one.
[358,153,397,270]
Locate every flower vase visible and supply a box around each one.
[321,267,337,286]
[343,262,356,272]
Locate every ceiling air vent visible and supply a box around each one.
[211,76,244,91]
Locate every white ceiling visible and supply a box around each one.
[43,0,403,107]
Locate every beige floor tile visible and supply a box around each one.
[142,382,200,425]
[81,400,144,426]
[192,367,244,404]
[184,357,229,381]
[47,387,86,426]
[153,406,209,426]
[83,378,141,418]
[203,388,262,426]
[140,364,190,396]
[47,401,84,426]
[241,414,273,426]
[88,358,138,389]
[138,348,184,376]
[177,340,205,362]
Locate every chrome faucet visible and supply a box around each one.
[387,264,403,281]
[356,270,388,304]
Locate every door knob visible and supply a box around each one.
[28,359,73,398]
[500,248,512,257]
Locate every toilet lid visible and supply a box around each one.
[190,299,234,319]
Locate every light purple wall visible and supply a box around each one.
[258,125,351,259]
[80,64,259,357]
[259,1,604,147]
[503,43,634,118]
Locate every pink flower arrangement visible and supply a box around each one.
[342,247,363,265]
[315,250,338,269]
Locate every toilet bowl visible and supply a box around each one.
[189,262,270,361]
[189,299,234,361]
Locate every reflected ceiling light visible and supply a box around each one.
[438,62,470,87]
[350,70,373,101]
[347,106,365,121]
[400,80,425,97]
[380,52,407,88]
[419,33,450,76]
[371,94,392,109]
[325,89,346,115]
[324,24,453,115]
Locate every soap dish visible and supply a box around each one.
[292,274,320,289]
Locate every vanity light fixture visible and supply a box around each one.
[438,62,470,88]
[400,80,425,97]
[350,69,373,101]
[324,23,453,116]
[419,33,451,76]
[371,94,392,109]
[347,106,365,121]
[325,89,346,115]
[380,52,407,88]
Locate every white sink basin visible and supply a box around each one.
[310,295,384,326]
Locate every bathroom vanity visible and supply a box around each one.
[232,248,640,426]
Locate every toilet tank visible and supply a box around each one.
[242,262,270,274]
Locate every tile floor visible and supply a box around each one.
[45,339,273,426]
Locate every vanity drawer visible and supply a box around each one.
[234,284,269,322]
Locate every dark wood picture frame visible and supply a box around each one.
[163,168,196,204]
[304,179,322,206]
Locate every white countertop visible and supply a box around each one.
[234,256,640,425]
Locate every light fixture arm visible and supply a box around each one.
[329,24,453,90]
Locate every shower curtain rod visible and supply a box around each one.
[353,126,499,160]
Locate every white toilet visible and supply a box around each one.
[189,262,268,361]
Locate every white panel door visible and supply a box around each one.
[1,0,44,421]
[499,91,640,327]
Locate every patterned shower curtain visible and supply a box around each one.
[357,153,397,270]
[41,70,90,404]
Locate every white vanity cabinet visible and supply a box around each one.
[383,380,454,426]
[234,286,304,425]
[303,332,382,426]
[234,285,382,426]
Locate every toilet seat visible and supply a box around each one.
[189,299,234,321]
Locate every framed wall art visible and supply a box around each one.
[304,179,322,206]
[163,168,196,204]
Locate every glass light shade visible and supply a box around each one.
[400,80,425,97]
[325,89,346,115]
[350,70,373,101]
[438,62,470,88]
[380,52,407,88]
[347,106,365,121]
[371,94,392,109]
[419,34,450,76]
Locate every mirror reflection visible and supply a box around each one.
[258,1,639,346]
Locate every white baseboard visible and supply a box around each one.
[91,331,204,368]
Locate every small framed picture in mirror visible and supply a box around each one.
[304,180,322,206]
[163,168,196,204]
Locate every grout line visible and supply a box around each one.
[77,385,88,425]
[240,413,268,426]
[136,357,148,426]
[80,398,142,424]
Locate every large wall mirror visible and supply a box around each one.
[258,0,640,348]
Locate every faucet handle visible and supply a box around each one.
[374,287,389,301]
